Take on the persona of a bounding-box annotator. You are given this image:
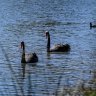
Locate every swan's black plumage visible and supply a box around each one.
[46,32,70,52]
[21,41,38,63]
[90,22,96,28]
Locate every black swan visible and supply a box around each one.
[45,31,70,52]
[90,22,96,28]
[21,41,38,63]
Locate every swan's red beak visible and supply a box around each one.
[45,32,47,38]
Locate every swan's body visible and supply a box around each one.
[90,22,96,28]
[50,44,70,52]
[21,41,38,63]
[46,32,70,52]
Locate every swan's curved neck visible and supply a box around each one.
[47,34,50,52]
[21,44,26,63]
[90,23,92,27]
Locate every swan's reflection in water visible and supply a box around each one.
[21,63,37,78]
[19,63,38,96]
[21,63,26,78]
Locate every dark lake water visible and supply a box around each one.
[0,0,96,95]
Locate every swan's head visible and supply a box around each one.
[21,41,25,49]
[45,31,50,38]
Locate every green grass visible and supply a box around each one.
[83,89,96,96]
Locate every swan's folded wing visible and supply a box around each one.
[25,53,38,63]
[51,44,63,50]
[50,44,70,52]
[25,54,31,62]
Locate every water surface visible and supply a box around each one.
[0,0,96,95]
